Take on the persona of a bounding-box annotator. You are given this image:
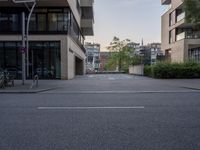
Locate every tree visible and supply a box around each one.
[183,0,200,29]
[106,37,134,72]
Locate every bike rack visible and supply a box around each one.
[30,74,39,89]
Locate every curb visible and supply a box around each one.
[0,87,61,94]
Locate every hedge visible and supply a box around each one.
[144,62,200,79]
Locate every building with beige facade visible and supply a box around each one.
[0,0,94,80]
[161,0,200,62]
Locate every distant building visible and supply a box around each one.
[99,52,111,71]
[148,43,163,64]
[85,43,100,72]
[135,43,163,65]
[127,42,140,49]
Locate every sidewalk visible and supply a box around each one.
[0,80,65,93]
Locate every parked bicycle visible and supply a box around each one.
[0,71,14,89]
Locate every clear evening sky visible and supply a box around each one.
[85,0,166,51]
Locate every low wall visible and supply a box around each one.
[129,65,144,76]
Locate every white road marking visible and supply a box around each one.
[37,106,145,110]
[41,90,200,94]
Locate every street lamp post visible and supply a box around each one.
[12,0,36,84]
[21,12,26,85]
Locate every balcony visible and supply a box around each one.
[80,0,94,7]
[176,12,185,22]
[176,31,200,41]
[161,0,171,5]
[81,0,94,35]
[176,32,185,41]
[0,0,69,7]
[186,31,200,39]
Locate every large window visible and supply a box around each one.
[30,41,61,79]
[0,42,22,79]
[37,14,47,31]
[48,13,58,31]
[189,47,200,62]
[169,11,176,26]
[0,8,70,33]
[0,42,4,69]
[169,30,172,44]
[0,13,21,32]
[0,41,61,79]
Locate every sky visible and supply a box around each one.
[85,0,166,51]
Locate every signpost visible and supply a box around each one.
[12,0,36,85]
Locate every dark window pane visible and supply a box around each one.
[0,14,9,31]
[0,42,4,69]
[4,42,18,78]
[37,14,46,31]
[48,13,58,31]
[34,8,47,13]
[57,14,64,31]
[10,14,20,31]
[30,14,36,31]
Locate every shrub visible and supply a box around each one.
[144,62,200,79]
[144,65,152,77]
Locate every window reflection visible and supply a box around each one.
[48,13,58,31]
[37,14,46,31]
[0,41,61,79]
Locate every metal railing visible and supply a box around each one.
[176,31,200,41]
[186,31,200,39]
[176,12,185,22]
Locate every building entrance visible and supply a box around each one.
[75,56,84,75]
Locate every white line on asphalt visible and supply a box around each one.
[41,90,200,94]
[37,106,145,110]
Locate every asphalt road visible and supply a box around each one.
[0,74,200,150]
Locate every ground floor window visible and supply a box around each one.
[165,49,171,61]
[0,41,61,79]
[189,47,200,62]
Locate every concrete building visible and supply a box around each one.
[135,43,163,65]
[148,43,163,64]
[161,0,200,62]
[85,43,100,72]
[0,0,94,79]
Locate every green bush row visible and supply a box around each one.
[144,62,200,79]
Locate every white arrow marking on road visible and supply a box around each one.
[37,106,145,110]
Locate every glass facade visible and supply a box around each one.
[0,13,21,33]
[189,47,200,62]
[0,8,83,37]
[0,7,85,51]
[0,41,61,79]
[0,42,22,79]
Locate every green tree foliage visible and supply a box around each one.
[183,0,200,29]
[106,37,141,72]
